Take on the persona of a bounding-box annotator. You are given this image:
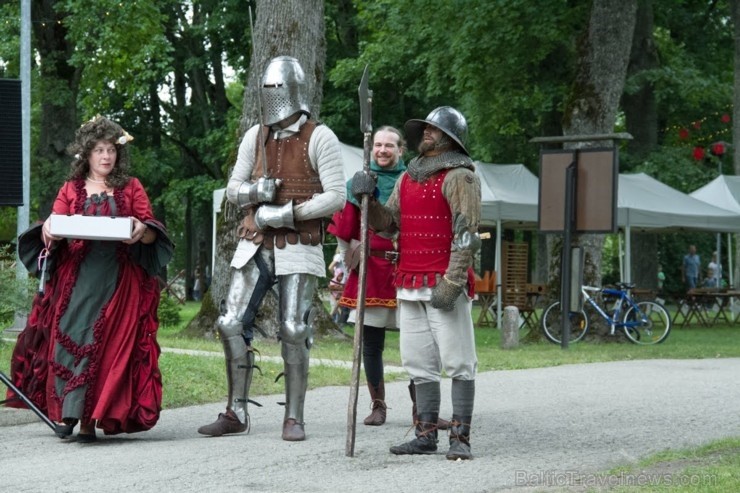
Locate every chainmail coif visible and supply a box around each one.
[406,151,475,182]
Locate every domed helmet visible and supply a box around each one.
[404,106,469,155]
[260,56,310,126]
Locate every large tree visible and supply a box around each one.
[550,0,637,338]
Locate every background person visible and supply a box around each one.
[197,56,345,442]
[328,264,345,323]
[657,264,665,294]
[7,115,174,442]
[352,106,481,460]
[707,251,722,287]
[702,267,718,288]
[681,244,701,291]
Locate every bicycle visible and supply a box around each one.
[541,282,671,345]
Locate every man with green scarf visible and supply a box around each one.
[328,126,407,426]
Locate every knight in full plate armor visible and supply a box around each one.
[352,106,482,460]
[198,56,345,441]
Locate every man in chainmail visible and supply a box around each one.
[352,106,482,460]
[198,56,345,442]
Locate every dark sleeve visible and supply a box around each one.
[128,220,174,276]
[125,180,174,275]
[17,222,46,276]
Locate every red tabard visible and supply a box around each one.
[394,171,453,289]
[327,202,397,309]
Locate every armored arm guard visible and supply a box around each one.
[431,169,482,311]
[236,177,281,208]
[254,201,296,230]
[431,214,480,311]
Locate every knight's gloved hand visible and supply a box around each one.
[430,277,463,312]
[350,171,377,203]
[237,177,282,207]
[254,201,295,230]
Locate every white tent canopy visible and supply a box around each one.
[616,173,740,284]
[475,163,539,326]
[689,175,740,214]
[689,175,740,287]
[618,173,740,232]
[477,163,539,226]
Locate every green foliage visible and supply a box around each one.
[157,293,182,328]
[328,0,587,167]
[633,145,716,192]
[0,2,20,77]
[60,0,174,113]
[0,245,34,329]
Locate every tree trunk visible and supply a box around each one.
[554,0,638,340]
[732,0,740,286]
[622,0,659,161]
[32,1,80,216]
[188,0,329,338]
[632,232,658,289]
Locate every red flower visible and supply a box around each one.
[693,121,702,130]
[711,142,726,156]
[721,113,731,124]
[678,128,690,140]
[693,146,705,160]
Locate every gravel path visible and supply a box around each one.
[2,358,738,493]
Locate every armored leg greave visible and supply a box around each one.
[197,252,273,437]
[278,273,316,441]
[282,341,310,426]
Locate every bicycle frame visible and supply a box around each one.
[580,285,647,335]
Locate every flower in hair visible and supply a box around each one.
[118,130,134,145]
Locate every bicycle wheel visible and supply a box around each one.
[541,302,589,344]
[622,301,671,345]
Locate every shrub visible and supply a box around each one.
[158,294,182,327]
[0,245,34,331]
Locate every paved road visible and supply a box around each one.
[2,358,739,493]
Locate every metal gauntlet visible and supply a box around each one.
[255,201,295,230]
[431,277,463,311]
[350,171,377,203]
[237,177,281,208]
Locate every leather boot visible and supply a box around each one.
[198,341,255,436]
[364,381,387,426]
[445,415,473,460]
[390,412,439,455]
[409,381,449,430]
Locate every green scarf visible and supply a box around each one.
[346,158,406,206]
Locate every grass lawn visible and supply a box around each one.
[4,301,740,408]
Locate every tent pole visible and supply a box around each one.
[496,219,502,329]
[618,230,624,282]
[728,233,734,288]
[625,225,632,284]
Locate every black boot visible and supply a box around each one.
[390,412,439,455]
[409,381,449,430]
[445,415,473,460]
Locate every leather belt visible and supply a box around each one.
[370,249,399,263]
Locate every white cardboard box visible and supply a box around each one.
[50,214,133,241]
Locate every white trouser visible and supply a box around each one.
[398,295,478,384]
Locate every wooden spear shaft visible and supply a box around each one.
[346,65,372,457]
